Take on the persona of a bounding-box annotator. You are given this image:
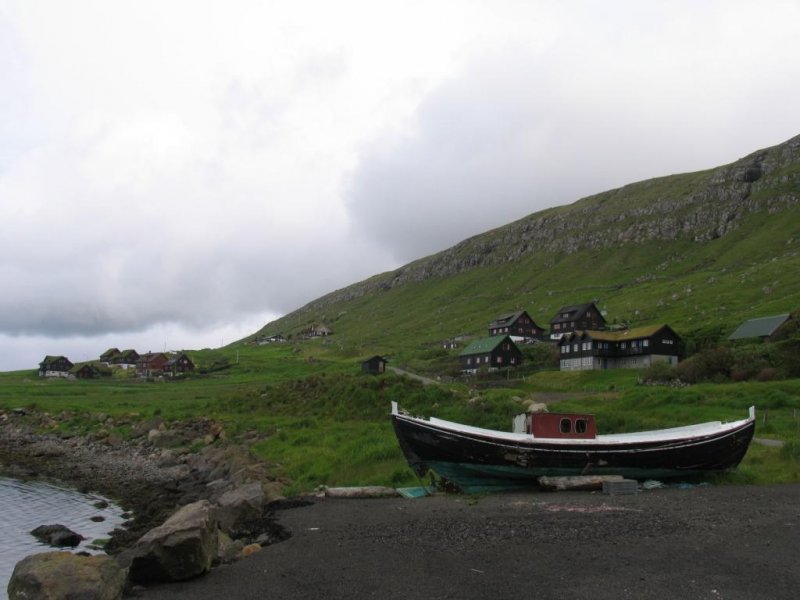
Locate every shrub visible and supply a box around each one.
[674,346,733,383]
[639,361,678,384]
[757,367,781,382]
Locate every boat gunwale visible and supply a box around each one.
[390,402,756,447]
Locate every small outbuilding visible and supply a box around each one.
[361,355,388,375]
[728,314,792,342]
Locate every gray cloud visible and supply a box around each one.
[3,1,800,370]
[346,20,800,263]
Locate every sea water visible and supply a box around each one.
[0,476,127,598]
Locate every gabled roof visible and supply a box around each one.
[100,348,120,359]
[165,352,194,366]
[489,310,526,328]
[118,349,139,359]
[561,324,677,343]
[728,314,791,340]
[39,355,72,367]
[460,335,514,356]
[69,361,111,375]
[362,355,388,362]
[550,302,601,325]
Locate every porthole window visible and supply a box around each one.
[560,418,572,434]
[575,419,587,434]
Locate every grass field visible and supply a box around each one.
[3,342,800,494]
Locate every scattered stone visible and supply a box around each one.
[30,524,84,548]
[91,516,106,523]
[241,543,262,558]
[216,531,245,564]
[8,551,126,600]
[93,500,110,509]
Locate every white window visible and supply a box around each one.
[643,339,649,347]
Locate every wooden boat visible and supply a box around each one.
[391,402,755,492]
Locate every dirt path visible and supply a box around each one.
[142,483,800,600]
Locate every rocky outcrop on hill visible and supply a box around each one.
[283,133,800,317]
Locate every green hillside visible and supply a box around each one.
[3,135,800,495]
[254,134,800,363]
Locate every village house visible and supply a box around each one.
[113,349,140,369]
[70,362,110,379]
[255,334,286,345]
[38,355,73,378]
[459,335,523,373]
[728,314,792,342]
[558,324,681,371]
[164,352,195,377]
[99,348,121,364]
[488,310,545,340]
[310,324,332,337]
[136,352,169,377]
[549,302,607,339]
[361,355,388,375]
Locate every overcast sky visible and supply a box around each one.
[2,0,800,371]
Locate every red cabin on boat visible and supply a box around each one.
[514,412,597,439]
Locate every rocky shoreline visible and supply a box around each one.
[1,408,289,597]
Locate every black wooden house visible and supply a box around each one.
[558,324,681,371]
[459,335,523,372]
[488,310,545,340]
[549,302,606,339]
[38,355,74,377]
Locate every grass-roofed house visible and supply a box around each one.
[99,348,121,364]
[113,349,140,369]
[70,362,111,379]
[459,335,523,373]
[38,355,74,378]
[558,325,681,371]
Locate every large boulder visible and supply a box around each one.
[127,500,219,584]
[8,551,126,600]
[216,482,264,531]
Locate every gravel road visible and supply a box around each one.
[142,483,800,600]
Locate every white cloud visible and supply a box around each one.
[1,1,800,369]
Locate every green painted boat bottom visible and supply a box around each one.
[426,461,711,493]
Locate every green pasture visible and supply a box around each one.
[3,346,800,492]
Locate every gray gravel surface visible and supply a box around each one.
[143,483,800,600]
